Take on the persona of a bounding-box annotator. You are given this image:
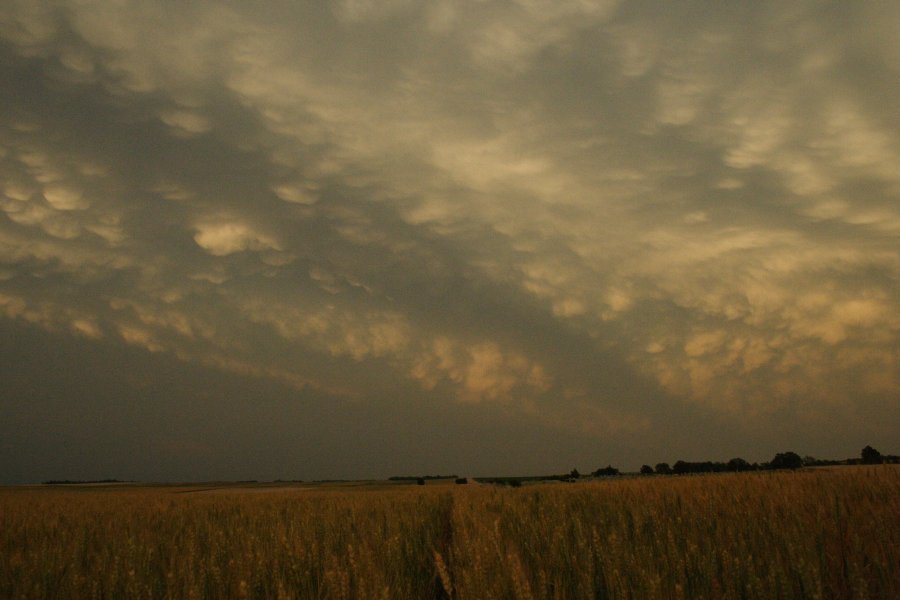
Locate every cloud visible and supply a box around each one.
[0,0,896,468]
[271,182,318,205]
[42,184,88,211]
[159,109,212,136]
[193,221,281,256]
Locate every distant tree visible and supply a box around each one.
[416,478,425,486]
[727,458,751,472]
[769,451,803,470]
[593,465,620,477]
[508,478,522,488]
[861,445,883,464]
[569,468,581,479]
[640,465,654,475]
[671,460,728,474]
[655,462,672,475]
[454,478,468,485]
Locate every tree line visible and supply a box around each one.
[462,445,895,487]
[387,446,894,488]
[626,445,894,479]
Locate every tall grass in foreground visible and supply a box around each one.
[1,487,451,599]
[1,467,897,599]
[445,467,898,599]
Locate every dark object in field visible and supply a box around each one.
[455,478,467,485]
[727,458,752,472]
[593,465,620,477]
[769,451,803,470]
[861,445,883,464]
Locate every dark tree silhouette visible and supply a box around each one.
[593,465,620,477]
[769,451,803,470]
[861,445,883,464]
[655,462,672,475]
[673,460,729,474]
[640,465,654,475]
[727,458,751,472]
[569,468,581,479]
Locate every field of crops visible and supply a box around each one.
[2,466,897,599]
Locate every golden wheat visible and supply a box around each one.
[1,467,896,599]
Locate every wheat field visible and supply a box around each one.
[1,466,897,599]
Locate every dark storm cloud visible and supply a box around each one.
[0,1,897,481]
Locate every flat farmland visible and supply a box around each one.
[2,466,897,599]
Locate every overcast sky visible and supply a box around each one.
[1,1,897,483]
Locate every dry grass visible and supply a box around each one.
[1,466,897,599]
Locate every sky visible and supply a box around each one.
[0,1,897,484]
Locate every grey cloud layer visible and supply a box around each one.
[1,1,897,441]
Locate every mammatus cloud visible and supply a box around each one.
[0,0,897,463]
